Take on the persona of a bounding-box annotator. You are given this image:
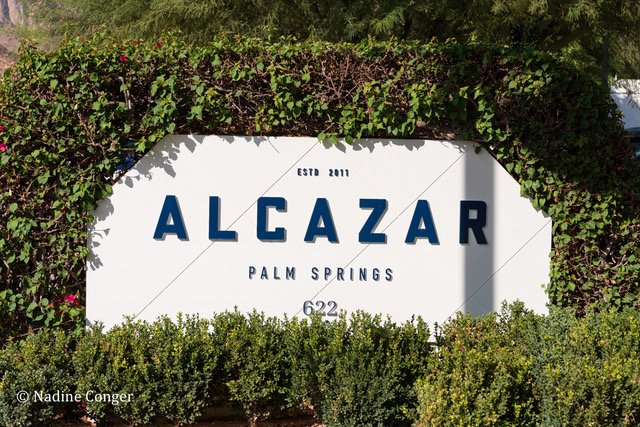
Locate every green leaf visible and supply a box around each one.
[38,171,50,184]
[190,105,203,120]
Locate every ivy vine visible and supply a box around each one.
[1,31,639,342]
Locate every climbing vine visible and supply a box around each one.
[1,31,639,341]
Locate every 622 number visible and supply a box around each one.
[303,300,338,316]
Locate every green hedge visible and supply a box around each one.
[1,31,640,341]
[415,303,640,426]
[3,306,640,426]
[0,311,431,426]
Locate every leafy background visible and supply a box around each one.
[8,0,640,83]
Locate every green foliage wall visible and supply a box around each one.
[2,305,640,426]
[0,311,432,426]
[1,31,639,341]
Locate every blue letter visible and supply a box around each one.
[209,196,237,241]
[153,195,187,240]
[304,198,338,242]
[257,197,286,241]
[359,199,388,243]
[405,200,439,244]
[460,201,488,244]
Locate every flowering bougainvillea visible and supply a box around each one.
[50,294,82,316]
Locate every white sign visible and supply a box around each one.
[611,80,640,128]
[87,136,551,328]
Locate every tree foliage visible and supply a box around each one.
[19,0,640,81]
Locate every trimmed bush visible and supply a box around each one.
[290,312,432,426]
[0,329,80,426]
[415,303,538,426]
[212,310,292,424]
[531,307,640,426]
[4,306,640,426]
[0,310,432,425]
[73,315,220,425]
[414,303,640,426]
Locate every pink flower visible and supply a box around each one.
[156,42,164,48]
[119,54,127,62]
[0,142,7,152]
[0,125,4,131]
[65,294,77,305]
[135,40,140,45]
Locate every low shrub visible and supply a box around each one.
[0,329,80,426]
[290,312,432,426]
[73,314,220,425]
[414,302,538,426]
[3,306,640,426]
[414,303,640,426]
[0,310,432,425]
[213,310,292,424]
[532,307,640,426]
